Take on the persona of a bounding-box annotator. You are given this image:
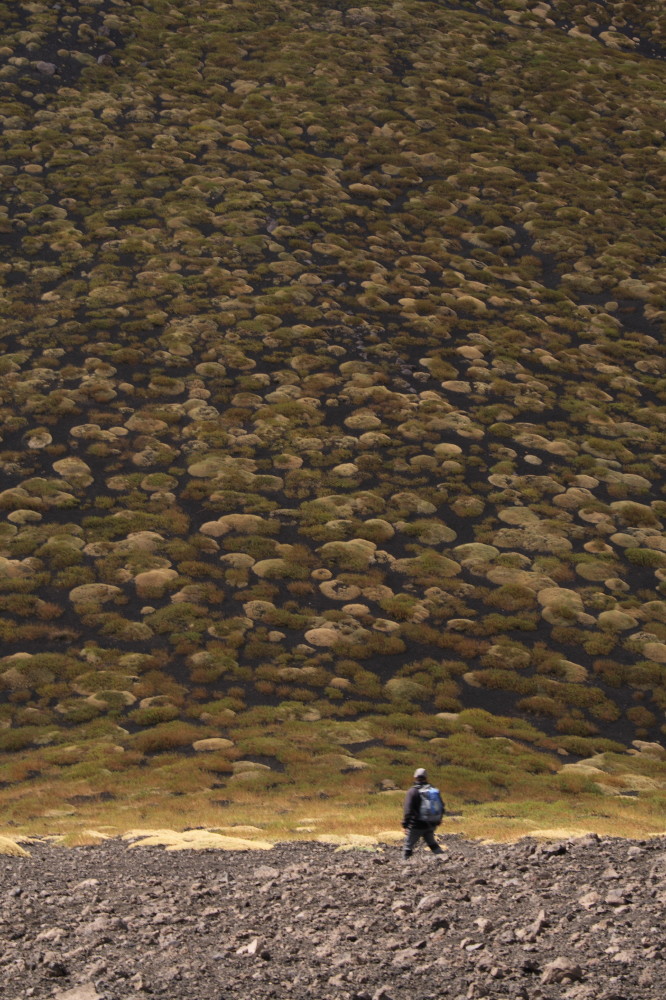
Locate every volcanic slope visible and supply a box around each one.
[1,0,666,830]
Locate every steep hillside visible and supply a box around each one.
[1,0,666,834]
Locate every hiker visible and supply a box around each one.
[402,767,445,858]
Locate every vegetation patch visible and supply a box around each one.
[0,0,666,836]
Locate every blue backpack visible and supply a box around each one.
[418,784,444,825]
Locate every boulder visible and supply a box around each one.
[541,957,583,985]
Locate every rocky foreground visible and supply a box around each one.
[1,835,665,1000]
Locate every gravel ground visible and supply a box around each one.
[1,833,665,999]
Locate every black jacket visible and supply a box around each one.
[403,782,431,828]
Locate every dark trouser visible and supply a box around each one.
[403,824,443,857]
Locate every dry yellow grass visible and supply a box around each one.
[2,792,666,853]
[1,761,665,849]
[0,835,31,857]
[122,828,274,851]
[213,825,266,835]
[376,830,405,843]
[519,827,591,842]
[57,830,110,847]
[316,833,381,847]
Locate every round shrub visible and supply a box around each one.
[129,704,180,727]
[133,721,209,754]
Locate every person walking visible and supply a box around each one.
[402,767,445,859]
